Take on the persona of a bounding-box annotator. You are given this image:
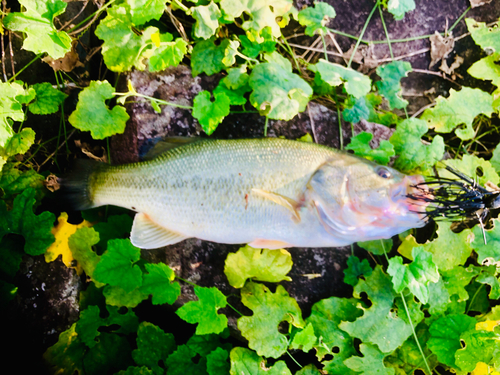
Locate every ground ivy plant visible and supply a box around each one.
[1,0,500,374]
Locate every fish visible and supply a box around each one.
[61,137,427,249]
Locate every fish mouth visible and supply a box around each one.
[392,175,431,222]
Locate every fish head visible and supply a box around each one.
[307,156,427,242]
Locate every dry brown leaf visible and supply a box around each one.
[42,41,84,72]
[470,0,492,8]
[45,174,60,192]
[74,140,108,163]
[439,55,464,79]
[429,31,454,68]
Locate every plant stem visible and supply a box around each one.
[8,54,41,82]
[286,350,303,368]
[66,0,118,33]
[279,38,300,71]
[449,6,471,33]
[378,5,394,60]
[264,116,269,137]
[380,241,433,375]
[226,302,244,316]
[348,1,380,68]
[320,33,328,60]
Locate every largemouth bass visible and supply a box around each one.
[63,137,426,249]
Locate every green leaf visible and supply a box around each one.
[149,37,188,72]
[249,62,312,120]
[165,344,208,375]
[476,265,500,299]
[263,51,292,71]
[220,0,296,37]
[427,313,476,369]
[176,286,228,335]
[441,265,478,302]
[468,54,500,89]
[214,66,251,106]
[466,18,500,53]
[306,296,361,371]
[472,220,500,264]
[229,347,292,375]
[442,154,499,186]
[0,187,55,255]
[124,0,167,25]
[386,0,415,20]
[387,247,439,304]
[345,131,395,165]
[344,343,395,374]
[456,329,500,371]
[83,332,132,375]
[93,239,143,292]
[343,255,373,286]
[0,81,33,148]
[239,27,276,58]
[1,128,36,159]
[3,0,72,59]
[297,2,336,36]
[375,61,412,110]
[390,118,444,173]
[140,263,181,305]
[192,90,230,135]
[357,238,393,256]
[28,82,67,114]
[103,285,148,308]
[0,163,44,200]
[0,236,24,280]
[43,323,86,375]
[191,38,236,76]
[116,367,154,375]
[421,87,494,140]
[427,277,451,315]
[132,322,176,374]
[295,364,322,375]
[309,59,372,99]
[399,222,473,271]
[238,281,304,358]
[93,214,133,252]
[95,5,159,72]
[289,323,316,352]
[68,80,129,139]
[206,347,230,375]
[68,227,101,281]
[76,305,139,348]
[224,245,293,288]
[339,266,413,353]
[186,333,229,357]
[192,2,221,39]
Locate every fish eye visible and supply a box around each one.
[377,167,392,179]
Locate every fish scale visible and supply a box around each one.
[65,137,426,249]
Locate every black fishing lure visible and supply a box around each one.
[408,165,500,244]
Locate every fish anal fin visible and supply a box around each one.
[248,239,293,249]
[131,212,188,249]
[251,188,301,222]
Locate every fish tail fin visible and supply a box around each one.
[59,159,105,211]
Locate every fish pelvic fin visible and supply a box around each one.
[131,212,188,249]
[251,188,301,223]
[248,239,293,249]
[59,159,104,211]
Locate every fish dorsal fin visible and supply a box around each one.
[130,212,188,249]
[251,188,301,222]
[143,137,204,160]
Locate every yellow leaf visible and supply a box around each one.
[45,212,92,270]
[476,320,500,331]
[151,31,161,47]
[472,361,500,375]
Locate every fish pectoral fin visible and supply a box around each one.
[251,188,301,222]
[130,213,188,249]
[248,239,293,249]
